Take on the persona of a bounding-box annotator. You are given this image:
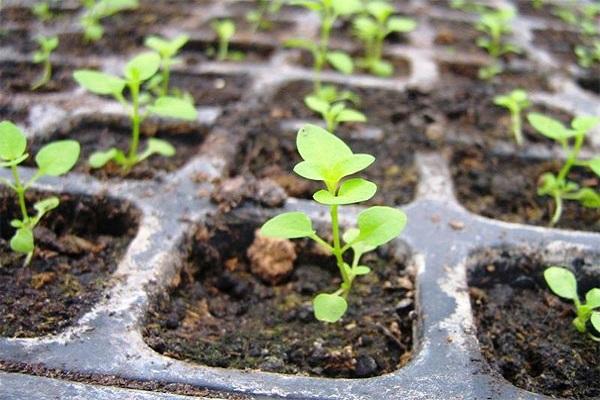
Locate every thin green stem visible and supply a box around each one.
[218,36,229,61]
[314,11,334,94]
[511,110,523,146]
[127,80,141,166]
[330,204,351,297]
[557,133,584,183]
[550,192,562,226]
[11,165,29,222]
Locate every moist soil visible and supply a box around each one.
[451,146,600,232]
[469,248,600,399]
[432,18,483,53]
[0,102,29,126]
[181,39,276,64]
[144,212,416,378]
[29,119,207,180]
[169,72,250,106]
[0,61,77,94]
[0,191,139,338]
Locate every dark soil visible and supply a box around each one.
[169,72,251,106]
[0,28,36,53]
[143,212,416,378]
[469,248,600,399]
[451,147,600,232]
[0,4,78,26]
[181,39,275,64]
[0,61,77,94]
[515,0,563,21]
[29,118,207,180]
[432,18,482,53]
[0,190,139,338]
[0,102,29,126]
[204,15,298,40]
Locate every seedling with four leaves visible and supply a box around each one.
[304,94,366,132]
[352,1,416,77]
[31,35,59,91]
[210,19,244,61]
[73,52,198,171]
[286,0,362,95]
[80,0,139,42]
[260,124,407,323]
[544,266,600,340]
[0,121,80,266]
[144,34,190,97]
[475,7,520,80]
[493,89,530,146]
[527,113,600,226]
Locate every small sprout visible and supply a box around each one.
[0,121,80,266]
[32,1,53,21]
[575,41,600,69]
[475,7,520,80]
[527,113,600,226]
[260,124,407,323]
[450,0,490,13]
[246,0,284,31]
[73,51,198,171]
[286,0,362,94]
[544,266,600,340]
[144,34,189,97]
[80,0,139,42]
[352,1,416,77]
[210,19,244,61]
[493,89,531,146]
[531,0,544,9]
[31,35,59,91]
[304,94,366,132]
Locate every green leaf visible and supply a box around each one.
[145,34,188,57]
[589,158,600,177]
[586,288,600,309]
[371,59,394,77]
[73,70,126,95]
[288,0,322,11]
[366,1,394,21]
[313,178,376,205]
[89,148,120,168]
[0,121,27,161]
[304,96,330,115]
[138,138,175,161]
[34,197,59,215]
[336,109,366,123]
[260,212,315,239]
[326,51,353,74]
[148,96,197,120]
[354,266,371,275]
[527,113,575,141]
[293,161,326,181]
[571,188,600,208]
[296,124,352,170]
[212,19,235,40]
[124,52,161,82]
[387,16,417,33]
[571,115,600,134]
[284,38,317,51]
[313,293,347,322]
[330,154,375,181]
[10,227,34,254]
[355,206,407,247]
[35,140,80,176]
[331,0,362,15]
[544,266,579,301]
[592,312,600,333]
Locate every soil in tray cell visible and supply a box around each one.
[169,72,251,106]
[469,248,600,399]
[29,118,208,180]
[181,39,276,64]
[0,61,77,94]
[0,191,140,338]
[144,212,416,378]
[451,147,600,232]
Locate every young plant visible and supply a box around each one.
[352,1,416,77]
[493,89,531,146]
[544,266,600,340]
[32,1,53,21]
[304,94,366,132]
[144,34,189,97]
[475,7,520,80]
[260,124,407,323]
[527,113,600,226]
[31,35,59,91]
[210,19,244,61]
[575,41,600,69]
[0,121,80,266]
[80,0,138,42]
[450,0,490,13]
[246,0,284,31]
[286,0,362,94]
[73,52,198,171]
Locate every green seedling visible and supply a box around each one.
[304,94,366,132]
[286,0,362,94]
[246,0,284,31]
[531,0,544,9]
[475,7,520,80]
[80,0,138,42]
[554,3,600,37]
[32,1,53,21]
[261,124,407,323]
[31,35,58,91]
[493,89,531,146]
[144,34,189,97]
[73,52,198,171]
[450,0,490,13]
[0,121,80,266]
[575,41,600,69]
[527,113,600,226]
[352,1,416,77]
[210,19,244,61]
[545,266,600,340]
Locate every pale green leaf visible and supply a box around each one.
[326,51,353,74]
[354,266,371,275]
[586,288,600,309]
[89,148,119,168]
[10,227,34,254]
[304,96,330,115]
[0,121,27,161]
[313,178,376,205]
[356,206,407,247]
[296,124,352,170]
[544,266,579,301]
[260,212,314,239]
[336,109,366,123]
[148,96,197,120]
[73,70,125,95]
[589,158,600,177]
[313,293,347,322]
[591,312,600,333]
[527,113,575,141]
[329,154,375,182]
[387,16,417,33]
[124,52,161,81]
[293,161,325,181]
[571,115,600,134]
[33,197,59,214]
[35,140,80,176]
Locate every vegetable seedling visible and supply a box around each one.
[475,7,520,80]
[73,52,198,171]
[493,89,530,146]
[527,113,600,226]
[144,34,189,97]
[304,94,366,132]
[575,41,600,69]
[210,19,244,61]
[246,0,284,31]
[32,1,53,21]
[80,0,138,42]
[0,121,80,266]
[352,1,416,77]
[31,35,59,91]
[286,0,362,94]
[260,124,407,323]
[544,266,600,340]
